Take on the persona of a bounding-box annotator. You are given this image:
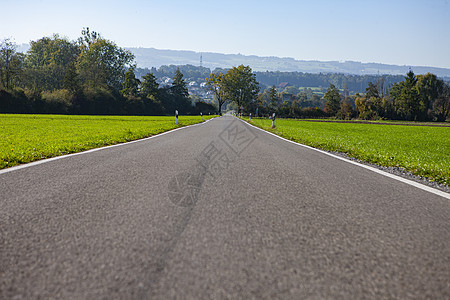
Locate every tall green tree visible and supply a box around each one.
[0,39,25,90]
[171,67,189,99]
[27,34,79,68]
[205,72,226,115]
[222,65,260,113]
[158,68,190,114]
[323,83,341,116]
[268,85,280,111]
[365,81,379,99]
[391,70,420,120]
[415,73,442,121]
[339,99,355,120]
[120,67,140,97]
[62,62,81,94]
[25,35,79,91]
[354,82,390,120]
[77,28,134,91]
[140,72,159,100]
[432,82,450,122]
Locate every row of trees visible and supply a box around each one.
[0,30,215,115]
[258,71,449,122]
[353,71,449,121]
[136,65,409,95]
[255,71,406,94]
[1,30,448,121]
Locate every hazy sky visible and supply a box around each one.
[2,0,450,68]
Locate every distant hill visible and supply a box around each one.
[127,47,450,78]
[15,43,450,78]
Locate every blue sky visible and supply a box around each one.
[2,0,450,68]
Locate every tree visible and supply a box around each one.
[433,82,450,122]
[205,72,226,115]
[140,72,159,100]
[77,28,134,91]
[120,67,140,97]
[323,83,341,116]
[222,65,260,113]
[416,73,442,121]
[354,82,387,120]
[355,95,382,120]
[283,85,300,95]
[27,34,79,68]
[339,99,355,120]
[391,70,420,120]
[268,85,280,112]
[157,68,191,114]
[0,39,25,90]
[25,35,79,91]
[62,62,81,94]
[171,67,189,99]
[365,81,379,99]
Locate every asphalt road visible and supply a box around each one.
[1,115,449,299]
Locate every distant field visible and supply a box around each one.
[0,114,212,169]
[249,118,450,185]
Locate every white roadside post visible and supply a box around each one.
[249,113,252,121]
[272,113,276,128]
[209,112,210,117]
[201,112,203,121]
[175,110,179,125]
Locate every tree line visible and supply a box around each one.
[0,29,215,115]
[136,65,411,94]
[1,30,448,121]
[255,71,408,94]
[257,70,449,121]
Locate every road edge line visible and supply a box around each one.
[0,117,218,175]
[240,118,450,200]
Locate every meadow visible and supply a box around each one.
[0,114,212,169]
[249,118,450,185]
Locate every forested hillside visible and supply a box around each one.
[127,47,450,78]
[136,65,406,94]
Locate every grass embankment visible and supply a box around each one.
[249,118,450,185]
[0,114,213,169]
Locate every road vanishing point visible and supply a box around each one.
[1,115,449,299]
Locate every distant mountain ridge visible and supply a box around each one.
[15,43,450,77]
[127,47,450,78]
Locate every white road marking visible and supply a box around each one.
[0,118,216,175]
[241,119,450,200]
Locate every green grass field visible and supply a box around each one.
[249,118,450,185]
[0,114,213,169]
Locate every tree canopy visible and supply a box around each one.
[323,84,341,116]
[0,39,25,90]
[205,72,226,115]
[222,65,260,113]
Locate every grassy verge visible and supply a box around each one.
[249,118,450,185]
[0,114,214,169]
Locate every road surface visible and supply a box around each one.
[1,115,449,299]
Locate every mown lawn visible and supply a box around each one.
[0,114,212,169]
[249,118,450,185]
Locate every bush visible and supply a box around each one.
[41,89,72,114]
[0,89,32,113]
[83,87,122,115]
[193,101,216,115]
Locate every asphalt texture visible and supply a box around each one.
[1,115,449,299]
